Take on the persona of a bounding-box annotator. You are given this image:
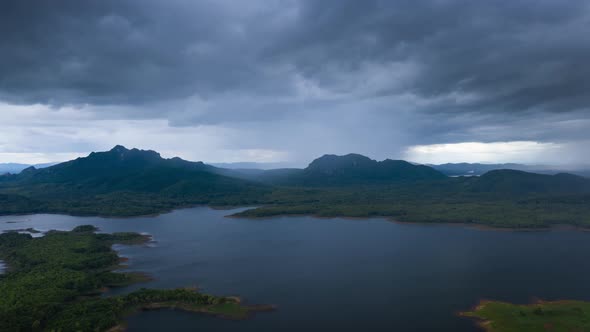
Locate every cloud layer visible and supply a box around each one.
[1,0,589,164]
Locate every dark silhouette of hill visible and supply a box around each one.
[464,169,590,195]
[239,154,446,186]
[0,146,269,215]
[2,146,590,226]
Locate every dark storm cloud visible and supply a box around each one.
[274,0,590,114]
[0,0,293,105]
[1,0,590,158]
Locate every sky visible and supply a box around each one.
[1,0,590,167]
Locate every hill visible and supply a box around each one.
[1,147,590,228]
[430,162,527,176]
[245,154,446,186]
[300,154,446,185]
[0,146,270,216]
[0,145,216,186]
[0,162,55,175]
[431,162,590,178]
[464,169,590,195]
[232,160,590,228]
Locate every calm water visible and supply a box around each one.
[2,207,590,331]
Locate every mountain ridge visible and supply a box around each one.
[1,146,590,227]
[0,146,270,216]
[430,162,590,178]
[222,153,448,186]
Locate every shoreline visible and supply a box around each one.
[3,204,590,233]
[0,203,257,220]
[138,301,277,320]
[227,209,590,233]
[0,203,212,220]
[0,226,275,330]
[102,232,275,329]
[108,301,277,332]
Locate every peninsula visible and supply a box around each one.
[0,225,272,331]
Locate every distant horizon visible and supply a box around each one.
[2,145,590,171]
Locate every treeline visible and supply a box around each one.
[234,187,590,228]
[45,288,242,332]
[3,183,590,228]
[0,227,256,331]
[2,146,590,228]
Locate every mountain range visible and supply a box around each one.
[0,162,56,175]
[1,146,590,227]
[3,145,590,195]
[8,156,590,179]
[254,153,447,186]
[430,162,590,177]
[0,146,269,216]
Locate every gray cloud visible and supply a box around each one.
[275,0,590,112]
[0,0,295,105]
[1,0,589,164]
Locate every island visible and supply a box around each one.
[0,225,273,331]
[461,299,590,331]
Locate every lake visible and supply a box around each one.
[1,207,590,331]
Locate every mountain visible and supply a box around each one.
[0,162,56,175]
[1,146,590,227]
[253,153,447,186]
[464,169,590,195]
[0,146,269,215]
[0,163,29,175]
[430,163,528,176]
[1,145,216,185]
[431,162,590,178]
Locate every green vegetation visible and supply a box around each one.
[1,146,590,228]
[260,153,446,186]
[0,146,271,216]
[461,300,590,331]
[234,186,590,229]
[0,226,271,331]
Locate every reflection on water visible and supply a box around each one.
[2,207,590,332]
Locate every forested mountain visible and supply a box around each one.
[216,154,590,194]
[5,148,587,195]
[1,146,590,227]
[230,154,446,186]
[0,145,216,185]
[0,146,270,216]
[463,169,590,195]
[300,154,446,185]
[0,162,55,175]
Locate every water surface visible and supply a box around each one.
[1,207,590,331]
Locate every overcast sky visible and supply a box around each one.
[1,0,589,166]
